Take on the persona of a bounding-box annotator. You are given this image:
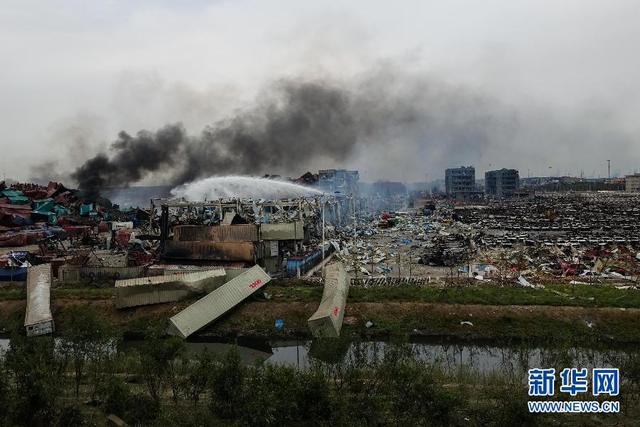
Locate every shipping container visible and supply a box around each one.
[308,262,349,337]
[115,268,226,308]
[164,241,256,261]
[167,265,271,338]
[24,264,54,336]
[260,221,305,240]
[173,224,259,242]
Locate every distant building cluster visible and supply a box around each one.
[445,166,520,199]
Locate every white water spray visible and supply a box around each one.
[170,175,323,201]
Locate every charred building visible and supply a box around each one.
[318,169,359,196]
[445,166,476,199]
[485,168,520,198]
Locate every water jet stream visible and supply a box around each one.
[170,175,323,201]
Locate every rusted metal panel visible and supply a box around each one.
[260,221,305,240]
[308,262,349,338]
[25,264,54,336]
[167,265,271,339]
[164,241,255,261]
[173,224,259,242]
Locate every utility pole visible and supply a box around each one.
[321,197,325,279]
[607,160,611,179]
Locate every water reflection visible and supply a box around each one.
[183,339,629,375]
[0,336,633,377]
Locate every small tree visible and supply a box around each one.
[59,305,114,400]
[5,334,66,426]
[138,330,185,405]
[209,348,245,419]
[183,350,214,407]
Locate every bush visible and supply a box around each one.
[99,376,132,417]
[126,394,160,425]
[56,405,87,427]
[209,348,245,419]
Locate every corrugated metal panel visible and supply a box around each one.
[224,267,250,280]
[173,224,258,242]
[308,262,349,338]
[59,266,81,283]
[260,221,304,240]
[25,264,54,335]
[115,269,226,308]
[116,268,226,287]
[167,265,271,338]
[147,264,216,276]
[164,241,255,261]
[116,287,194,309]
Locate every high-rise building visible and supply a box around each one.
[445,166,476,198]
[485,169,520,197]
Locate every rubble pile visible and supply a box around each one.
[430,193,640,282]
[454,193,640,247]
[419,233,476,267]
[0,181,155,275]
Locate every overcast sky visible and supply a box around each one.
[1,0,639,183]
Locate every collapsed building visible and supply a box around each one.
[155,196,340,276]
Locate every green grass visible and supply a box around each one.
[2,280,639,309]
[264,283,640,308]
[0,286,113,301]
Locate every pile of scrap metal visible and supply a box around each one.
[156,197,337,276]
[419,233,476,267]
[377,212,399,228]
[453,192,640,248]
[479,243,640,282]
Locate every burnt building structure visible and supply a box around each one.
[485,168,520,198]
[318,169,359,196]
[445,166,476,199]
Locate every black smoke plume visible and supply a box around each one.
[72,80,361,194]
[72,125,187,198]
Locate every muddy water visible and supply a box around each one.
[2,337,633,375]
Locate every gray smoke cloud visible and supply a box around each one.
[69,71,507,191]
[68,67,638,194]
